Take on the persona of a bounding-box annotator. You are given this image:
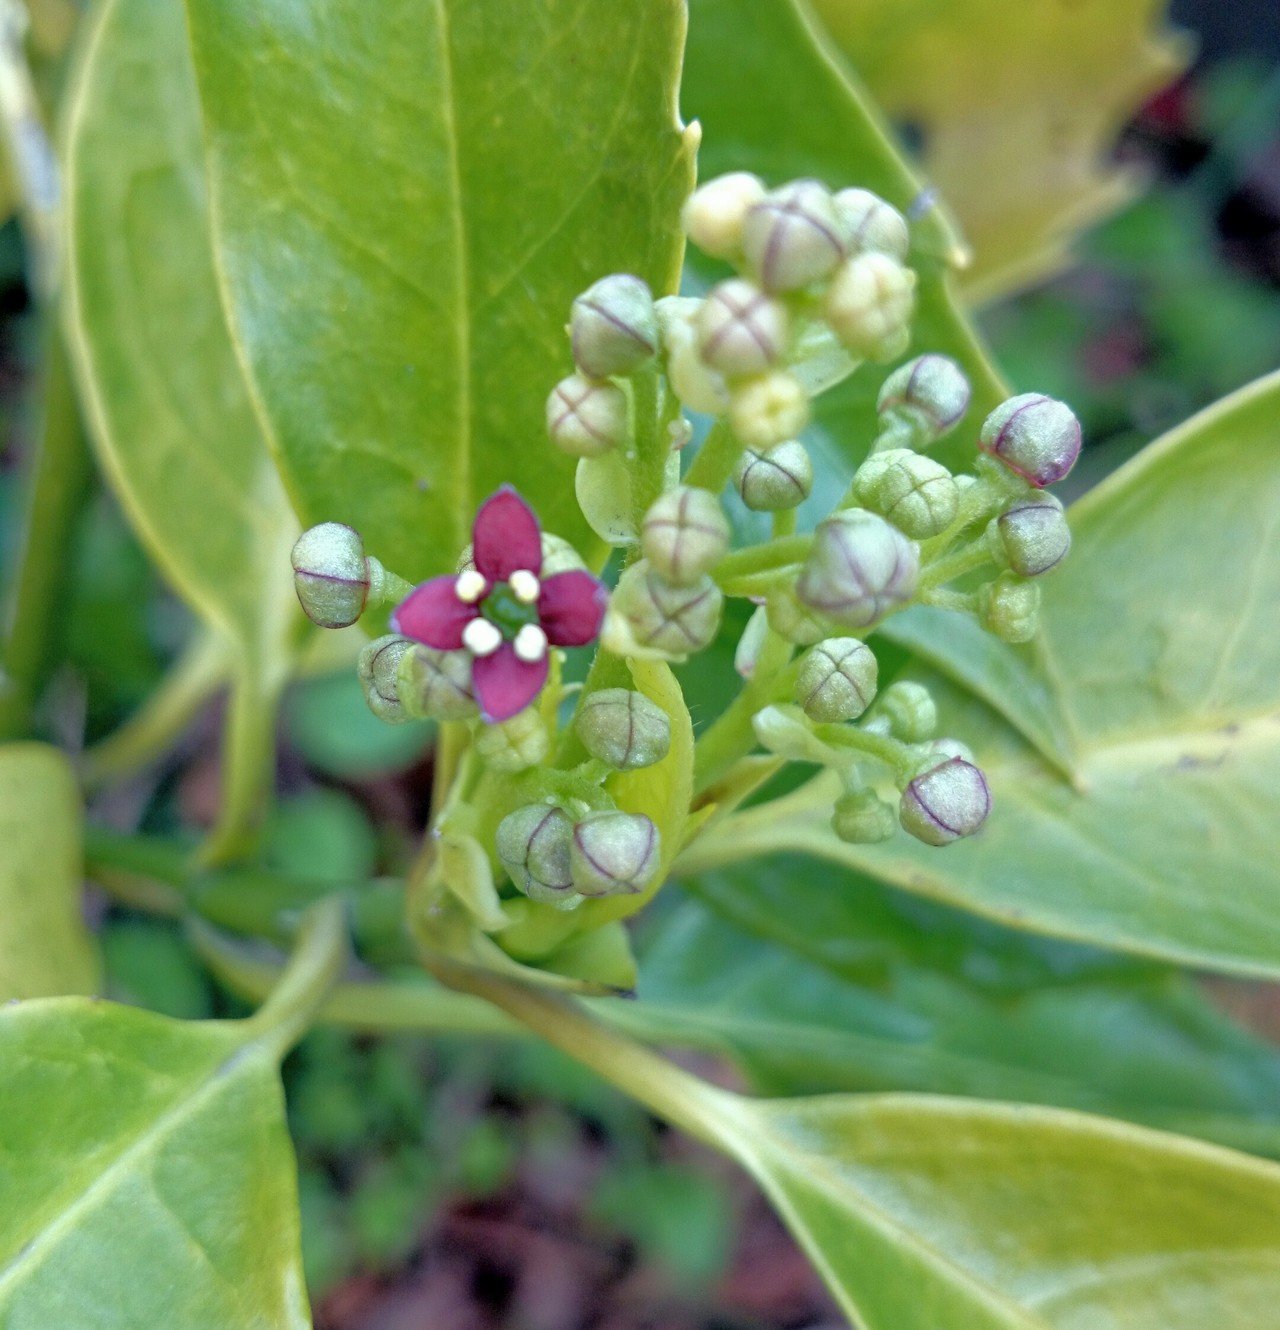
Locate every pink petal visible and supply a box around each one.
[538,570,607,646]
[391,576,477,650]
[472,486,542,581]
[472,642,549,723]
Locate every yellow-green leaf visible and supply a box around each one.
[0,743,98,1000]
[808,0,1189,300]
[182,0,695,582]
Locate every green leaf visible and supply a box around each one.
[0,743,99,1000]
[0,902,346,1328]
[807,0,1188,301]
[631,869,1280,1157]
[182,0,695,581]
[682,371,1280,977]
[721,1093,1280,1330]
[683,0,1007,479]
[64,0,299,856]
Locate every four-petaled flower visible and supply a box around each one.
[392,487,606,723]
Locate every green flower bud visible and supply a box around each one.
[570,811,660,897]
[992,494,1071,576]
[358,635,415,724]
[979,572,1041,644]
[926,736,976,766]
[602,560,723,660]
[765,586,832,646]
[397,644,477,721]
[869,452,958,539]
[641,486,730,586]
[752,704,838,765]
[291,522,370,628]
[797,510,919,629]
[571,274,658,379]
[979,393,1081,488]
[695,278,789,379]
[850,447,915,507]
[832,789,897,844]
[496,804,576,905]
[657,296,730,415]
[833,188,910,261]
[575,688,671,770]
[795,637,878,723]
[742,179,844,292]
[734,440,813,512]
[475,706,549,773]
[729,370,810,448]
[899,756,991,846]
[825,253,917,362]
[682,171,767,259]
[879,680,937,742]
[876,354,970,445]
[546,374,629,458]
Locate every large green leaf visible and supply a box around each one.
[0,743,99,1000]
[64,0,298,857]
[683,0,1007,481]
[682,371,1280,977]
[808,0,1187,301]
[0,904,344,1327]
[630,870,1280,1156]
[183,0,695,581]
[722,1093,1280,1330]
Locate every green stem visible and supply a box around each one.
[80,630,227,791]
[0,330,92,739]
[682,419,741,494]
[693,645,798,795]
[812,722,915,784]
[713,534,811,586]
[918,537,993,591]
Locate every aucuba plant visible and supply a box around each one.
[5,0,1280,1326]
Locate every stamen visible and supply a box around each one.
[462,618,502,657]
[455,569,487,603]
[509,569,540,604]
[513,623,548,663]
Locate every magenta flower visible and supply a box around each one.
[392,487,606,723]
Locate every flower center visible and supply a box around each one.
[481,582,541,639]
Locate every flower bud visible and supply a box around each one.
[570,811,660,897]
[876,354,970,445]
[752,704,838,765]
[927,736,976,765]
[602,560,723,659]
[682,171,767,259]
[868,452,958,539]
[575,688,671,770]
[657,296,730,415]
[729,370,809,448]
[878,680,937,742]
[742,180,844,292]
[992,494,1071,576]
[979,393,1081,488]
[797,510,919,629]
[694,279,789,379]
[397,644,477,721]
[641,486,730,585]
[571,274,658,379]
[496,804,576,905]
[979,572,1041,643]
[832,789,897,844]
[358,635,415,723]
[546,374,629,458]
[734,604,771,678]
[766,586,831,646]
[291,522,369,628]
[850,447,915,507]
[825,253,916,362]
[475,706,549,772]
[899,756,991,846]
[795,637,877,723]
[734,440,813,512]
[833,188,910,261]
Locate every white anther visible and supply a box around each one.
[455,569,487,603]
[462,618,502,657]
[513,623,548,663]
[509,569,540,604]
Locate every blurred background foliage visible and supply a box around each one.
[0,0,1277,1324]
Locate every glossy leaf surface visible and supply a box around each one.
[183,0,695,580]
[683,372,1280,976]
[0,744,99,1000]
